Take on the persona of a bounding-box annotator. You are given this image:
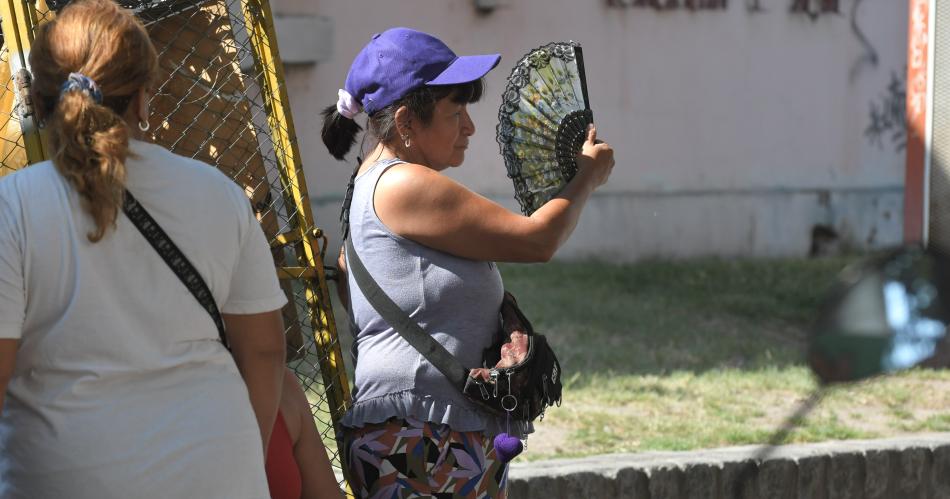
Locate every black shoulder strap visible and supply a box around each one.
[339,157,361,241]
[344,237,469,388]
[122,190,228,349]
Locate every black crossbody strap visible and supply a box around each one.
[345,237,469,388]
[123,190,228,349]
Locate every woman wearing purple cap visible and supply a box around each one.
[322,27,614,498]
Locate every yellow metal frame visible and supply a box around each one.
[237,0,353,473]
[0,0,47,164]
[0,0,352,492]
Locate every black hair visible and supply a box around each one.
[320,107,363,161]
[321,79,484,161]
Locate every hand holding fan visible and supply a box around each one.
[496,42,593,215]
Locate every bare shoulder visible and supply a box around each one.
[375,162,471,212]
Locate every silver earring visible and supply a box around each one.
[138,120,150,132]
[402,135,410,148]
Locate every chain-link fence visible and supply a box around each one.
[0,0,351,493]
[0,42,26,175]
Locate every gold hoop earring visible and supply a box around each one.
[138,120,150,132]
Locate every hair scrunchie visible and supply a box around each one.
[59,72,103,104]
[336,88,362,120]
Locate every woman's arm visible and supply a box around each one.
[281,370,341,499]
[374,125,614,263]
[224,310,286,455]
[0,339,16,413]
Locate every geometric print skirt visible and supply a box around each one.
[343,418,509,499]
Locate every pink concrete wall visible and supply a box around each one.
[271,0,908,258]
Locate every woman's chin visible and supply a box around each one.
[449,152,466,167]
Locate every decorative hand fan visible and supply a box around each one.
[496,41,593,215]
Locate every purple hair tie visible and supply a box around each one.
[59,72,103,104]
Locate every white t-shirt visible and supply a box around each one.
[0,140,287,499]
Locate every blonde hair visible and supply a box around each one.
[29,0,158,242]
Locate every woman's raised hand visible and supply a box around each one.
[577,124,615,188]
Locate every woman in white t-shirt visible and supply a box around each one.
[0,1,287,497]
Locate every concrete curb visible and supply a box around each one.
[507,433,950,498]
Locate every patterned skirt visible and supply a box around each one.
[343,418,509,499]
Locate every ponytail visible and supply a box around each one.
[28,0,157,243]
[321,105,362,160]
[49,90,130,242]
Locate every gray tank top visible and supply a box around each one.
[342,158,514,434]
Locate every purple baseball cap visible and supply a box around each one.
[343,27,501,115]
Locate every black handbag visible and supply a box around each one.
[462,292,562,422]
[344,237,562,424]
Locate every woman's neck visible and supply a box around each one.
[362,142,426,169]
[360,142,446,175]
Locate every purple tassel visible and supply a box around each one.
[493,432,523,463]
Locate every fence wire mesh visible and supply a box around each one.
[0,0,351,493]
[0,43,27,175]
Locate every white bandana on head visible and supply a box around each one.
[336,89,362,119]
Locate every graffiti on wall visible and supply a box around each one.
[607,0,851,17]
[607,0,728,9]
[608,0,844,13]
[865,71,907,153]
[746,0,765,12]
[848,0,879,81]
[790,0,839,18]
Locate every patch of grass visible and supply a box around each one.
[499,257,853,383]
[525,364,950,460]
[920,414,950,432]
[493,257,950,460]
[792,412,876,442]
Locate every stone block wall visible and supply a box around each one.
[507,434,950,498]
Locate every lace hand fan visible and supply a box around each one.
[496,41,593,215]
